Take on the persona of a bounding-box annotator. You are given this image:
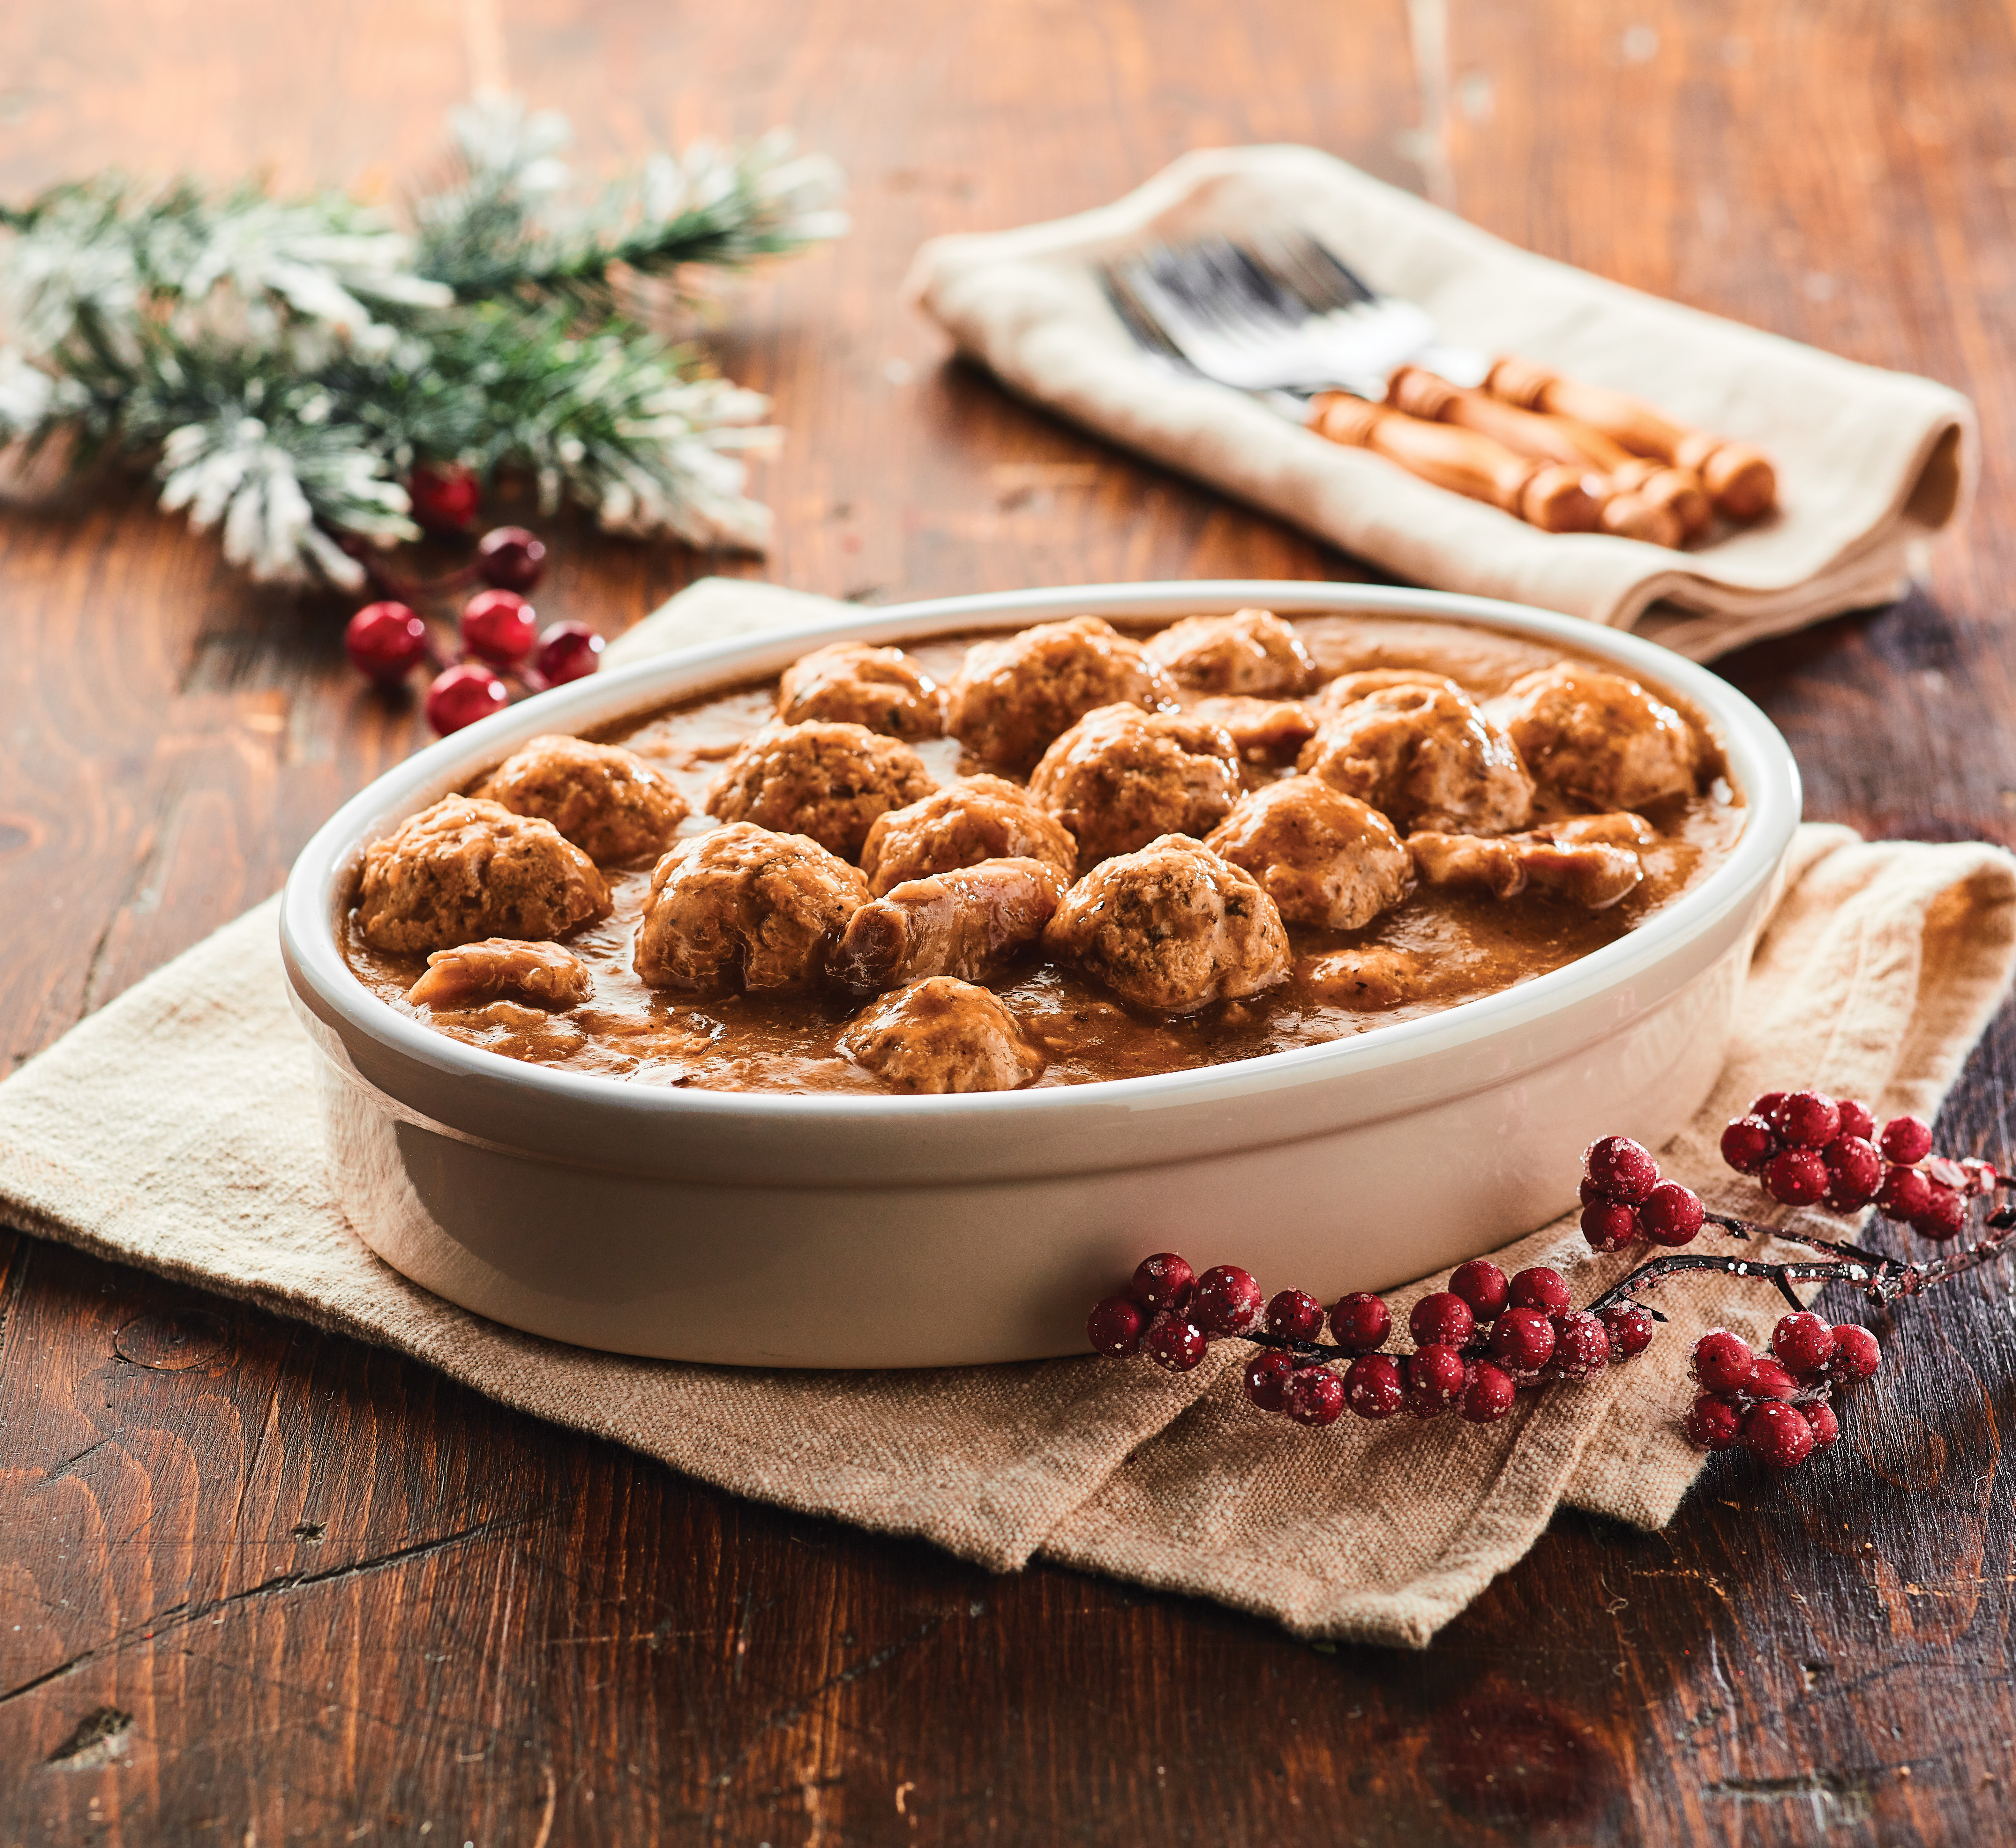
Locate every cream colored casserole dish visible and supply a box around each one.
[280,582,1801,1366]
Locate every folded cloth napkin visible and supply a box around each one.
[903,145,1976,662]
[4,582,2013,1646]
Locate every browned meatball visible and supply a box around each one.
[1205,777,1412,931]
[1044,835,1292,1015]
[945,616,1177,769]
[838,977,1047,1093]
[476,734,688,864]
[705,720,937,862]
[407,938,594,1010]
[833,858,1066,993]
[1488,664,1700,812]
[356,796,611,954]
[1408,811,1654,910]
[860,775,1077,895]
[1187,697,1317,766]
[1029,704,1243,870]
[1302,946,1422,1010]
[775,642,944,741]
[1145,608,1317,696]
[1298,683,1534,836]
[633,822,869,994]
[1308,668,1465,721]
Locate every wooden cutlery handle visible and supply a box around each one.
[1309,392,1598,533]
[1484,355,1776,519]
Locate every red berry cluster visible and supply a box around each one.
[1719,1091,1995,1239]
[1580,1134,1705,1253]
[1682,1314,1880,1469]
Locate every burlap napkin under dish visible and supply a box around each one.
[3,587,2012,1646]
[904,145,1976,662]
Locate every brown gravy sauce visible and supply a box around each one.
[341,613,1744,1093]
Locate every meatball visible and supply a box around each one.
[945,615,1177,769]
[775,641,944,741]
[1298,682,1534,836]
[633,823,869,994]
[1308,668,1465,721]
[1488,663,1700,812]
[1204,777,1412,931]
[833,858,1066,993]
[1044,835,1292,1015]
[1303,946,1424,1011]
[860,775,1077,895]
[1407,812,1654,910]
[476,734,688,864]
[1187,697,1317,766]
[1145,608,1317,696]
[407,938,594,1010]
[1028,704,1243,870]
[838,977,1047,1094]
[705,720,937,862]
[356,796,611,954]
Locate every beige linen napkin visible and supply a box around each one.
[903,145,1976,662]
[4,592,2013,1645]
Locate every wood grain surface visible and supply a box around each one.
[4,1,2016,1841]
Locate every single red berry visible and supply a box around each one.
[1285,1366,1345,1426]
[1242,1349,1297,1413]
[1193,1264,1265,1335]
[408,459,481,535]
[1489,1307,1557,1376]
[1683,1392,1744,1450]
[462,588,539,668]
[1749,1090,1787,1120]
[1762,1146,1829,1206]
[1746,1357,1799,1402]
[1143,1310,1208,1373]
[1404,1344,1469,1418]
[1691,1330,1755,1395]
[1329,1292,1391,1354]
[1961,1157,2001,1197]
[1600,1302,1657,1359]
[1878,1114,1934,1165]
[476,525,548,592]
[1911,1183,1967,1242]
[1408,1291,1475,1351]
[1581,1200,1638,1253]
[1131,1253,1196,1312]
[1638,1181,1705,1247]
[1802,1399,1841,1451]
[1584,1135,1660,1205]
[1822,1134,1882,1202]
[1449,1260,1510,1320]
[1263,1288,1326,1343]
[1876,1164,1932,1221]
[345,601,429,683]
[1720,1115,1778,1174]
[1461,1361,1518,1424]
[1343,1353,1405,1419]
[1772,1090,1841,1149]
[1771,1311,1837,1379]
[1578,1175,1608,1206]
[536,621,605,686]
[425,663,508,735]
[1829,1324,1881,1383]
[1742,1400,1816,1469]
[1086,1294,1147,1357]
[1550,1311,1612,1381]
[1507,1267,1572,1317]
[1836,1099,1876,1141]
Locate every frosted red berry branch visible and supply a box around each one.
[1086,1088,2011,1474]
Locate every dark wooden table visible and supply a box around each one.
[5,2,2016,1841]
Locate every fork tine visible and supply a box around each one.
[1268,229,1378,311]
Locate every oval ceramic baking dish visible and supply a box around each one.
[280,581,1802,1367]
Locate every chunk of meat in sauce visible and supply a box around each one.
[407,937,595,1010]
[1204,776,1412,930]
[1145,607,1317,696]
[476,734,688,864]
[838,977,1047,1094]
[945,616,1177,769]
[1489,663,1699,812]
[356,796,611,954]
[1044,834,1292,1016]
[705,719,937,861]
[1408,823,1646,910]
[1302,947,1428,1011]
[1308,668,1465,721]
[1298,682,1534,836]
[1029,704,1243,870]
[633,822,869,995]
[859,775,1076,895]
[775,642,943,741]
[833,857,1066,993]
[1187,696,1316,766]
